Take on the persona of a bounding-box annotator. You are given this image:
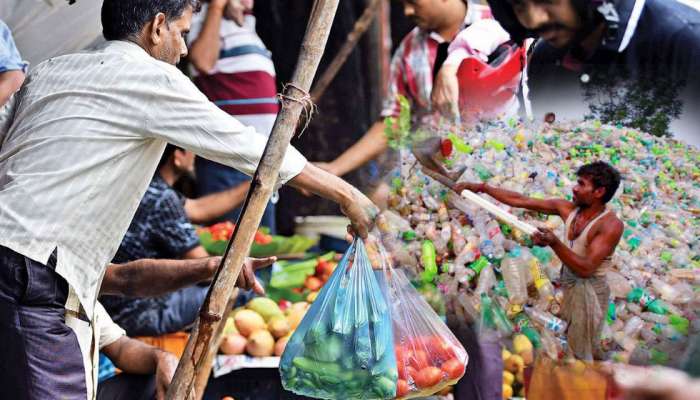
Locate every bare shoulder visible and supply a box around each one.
[591,212,624,241]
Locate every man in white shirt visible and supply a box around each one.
[0,0,376,398]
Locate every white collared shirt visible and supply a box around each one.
[0,40,307,318]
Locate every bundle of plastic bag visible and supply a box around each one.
[369,235,469,399]
[280,239,397,399]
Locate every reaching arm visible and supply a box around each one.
[324,120,388,177]
[100,257,219,297]
[454,181,575,219]
[184,181,250,225]
[100,256,276,297]
[182,245,210,259]
[288,163,378,238]
[187,1,227,74]
[532,218,623,278]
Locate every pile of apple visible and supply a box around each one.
[219,297,310,358]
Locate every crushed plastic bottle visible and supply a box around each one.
[380,118,699,366]
[501,248,528,305]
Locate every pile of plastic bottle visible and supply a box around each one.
[382,118,700,365]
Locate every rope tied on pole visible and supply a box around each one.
[278,83,317,137]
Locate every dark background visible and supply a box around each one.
[252,0,414,235]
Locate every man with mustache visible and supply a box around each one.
[451,161,623,360]
[487,0,700,146]
[0,0,377,398]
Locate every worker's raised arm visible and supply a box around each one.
[187,1,227,74]
[454,181,576,219]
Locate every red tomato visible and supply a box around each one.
[409,350,430,370]
[406,366,419,381]
[396,379,410,398]
[429,337,457,360]
[396,348,409,379]
[254,231,273,245]
[414,366,443,389]
[440,138,453,157]
[315,259,328,276]
[441,358,466,380]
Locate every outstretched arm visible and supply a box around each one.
[288,163,378,238]
[321,120,388,177]
[100,256,275,297]
[454,181,576,219]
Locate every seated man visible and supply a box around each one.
[94,301,178,400]
[101,145,262,336]
[97,255,267,400]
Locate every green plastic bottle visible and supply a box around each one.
[670,315,690,335]
[627,287,668,315]
[469,256,490,276]
[512,313,542,348]
[421,240,438,283]
[480,293,513,334]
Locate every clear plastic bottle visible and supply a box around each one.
[539,326,563,359]
[529,257,555,304]
[501,249,528,305]
[640,327,658,343]
[440,225,452,250]
[421,189,441,211]
[455,243,479,267]
[450,221,467,254]
[669,268,700,283]
[480,293,513,335]
[606,270,633,299]
[639,312,669,324]
[525,306,568,334]
[475,264,496,296]
[437,204,449,222]
[651,277,678,303]
[457,291,481,322]
[623,316,644,338]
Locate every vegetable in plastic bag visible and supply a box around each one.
[374,238,469,399]
[280,239,397,399]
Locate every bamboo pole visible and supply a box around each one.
[166,1,341,398]
[310,0,383,103]
[192,293,236,399]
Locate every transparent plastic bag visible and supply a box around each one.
[279,239,397,399]
[375,240,469,399]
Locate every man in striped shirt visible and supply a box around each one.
[187,0,279,231]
